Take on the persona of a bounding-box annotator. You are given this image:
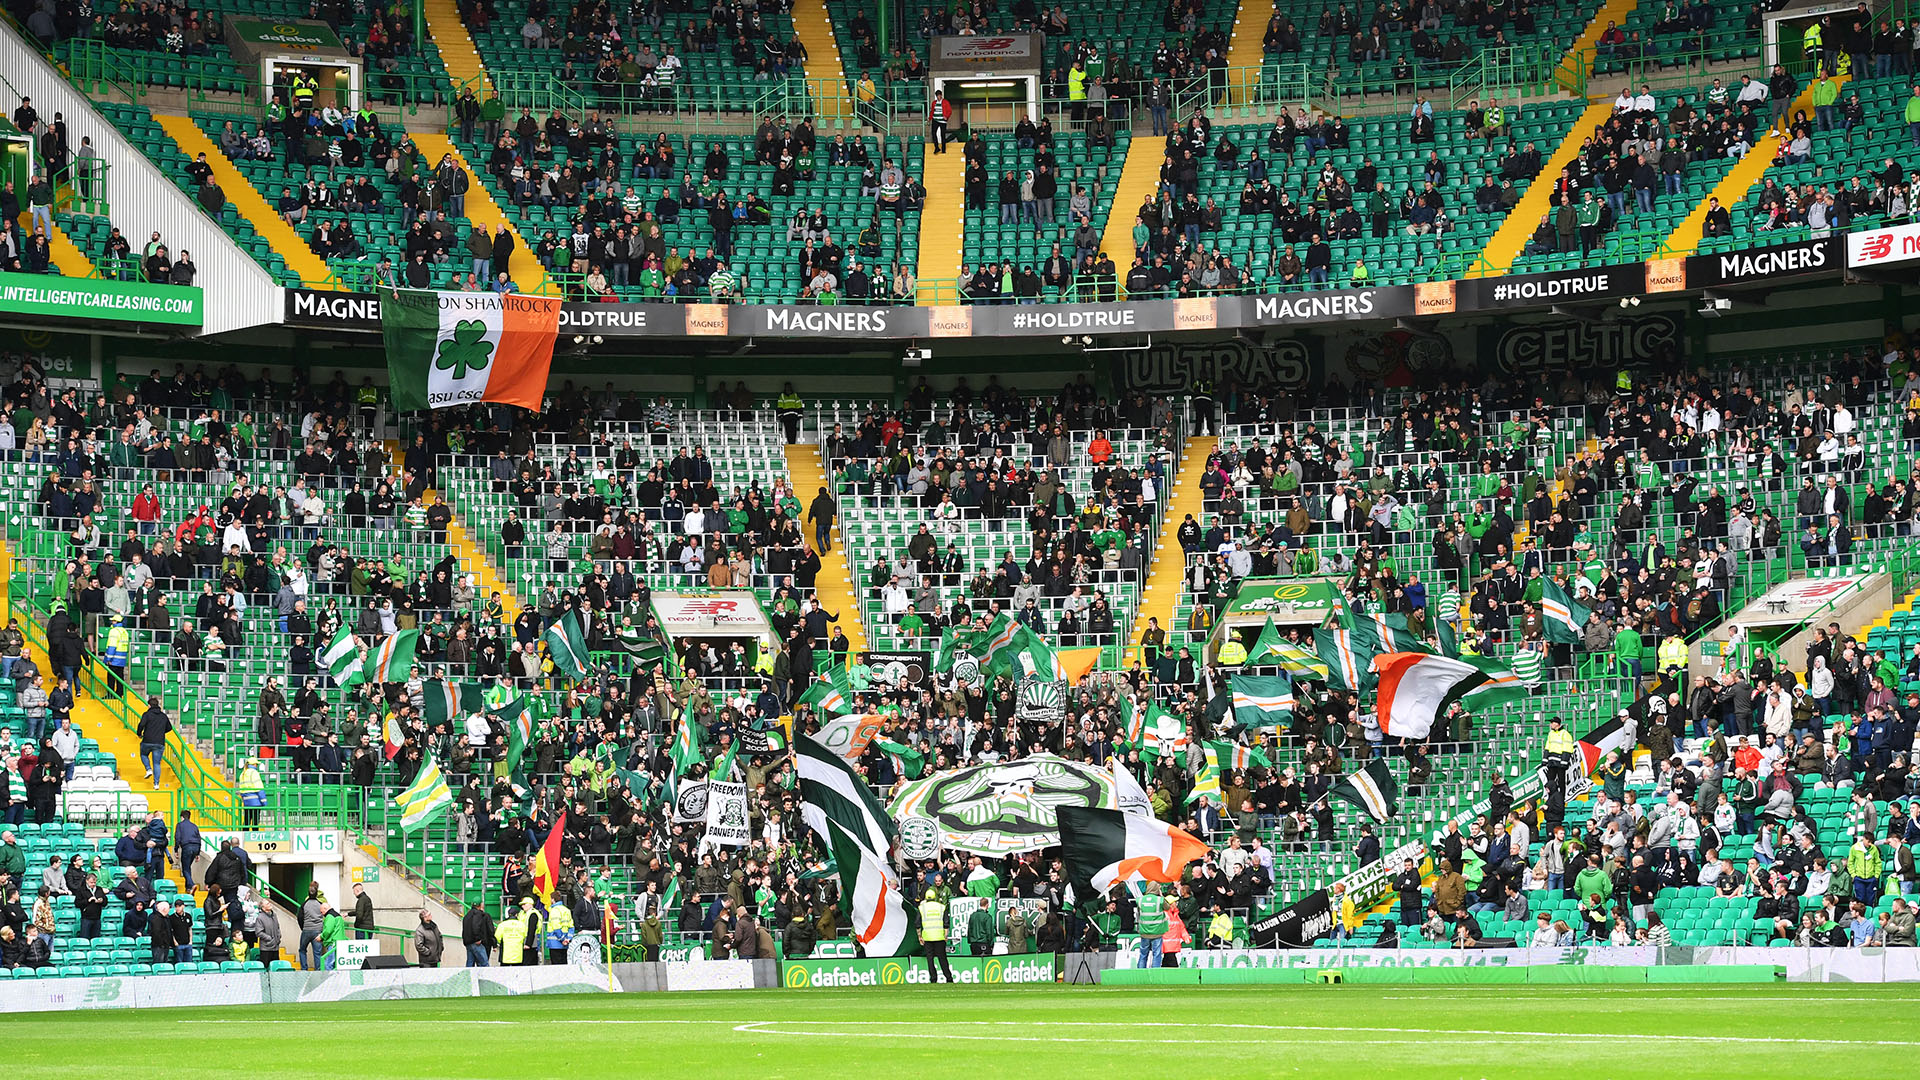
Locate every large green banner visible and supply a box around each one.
[780,954,1056,989]
[0,277,202,326]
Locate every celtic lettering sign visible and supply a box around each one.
[888,755,1121,855]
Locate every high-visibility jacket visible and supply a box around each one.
[103,625,130,666]
[498,915,528,963]
[546,902,575,950]
[1136,893,1167,935]
[918,897,947,941]
[1545,726,1577,758]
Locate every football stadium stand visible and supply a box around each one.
[2,0,1920,988]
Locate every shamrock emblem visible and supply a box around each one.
[436,319,493,379]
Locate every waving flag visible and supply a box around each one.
[1204,738,1270,772]
[1327,759,1401,822]
[1314,626,1372,692]
[1371,652,1525,740]
[798,666,855,715]
[1185,744,1222,807]
[1230,674,1295,729]
[364,629,420,684]
[1542,581,1592,646]
[796,731,900,877]
[544,610,590,680]
[821,815,917,956]
[393,753,454,833]
[1577,716,1633,774]
[1139,704,1190,756]
[382,712,405,761]
[1058,804,1207,904]
[531,810,567,904]
[322,626,361,686]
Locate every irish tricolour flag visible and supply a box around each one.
[382,290,561,412]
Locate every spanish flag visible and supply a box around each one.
[531,809,567,904]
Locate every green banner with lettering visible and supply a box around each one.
[780,954,1055,989]
[0,277,202,326]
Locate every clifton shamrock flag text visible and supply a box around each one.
[382,290,561,412]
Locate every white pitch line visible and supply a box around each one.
[728,1020,1920,1047]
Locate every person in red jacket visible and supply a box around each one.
[130,484,161,535]
[1087,430,1113,465]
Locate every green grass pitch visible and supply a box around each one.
[14,984,1920,1078]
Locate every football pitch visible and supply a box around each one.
[14,984,1920,1078]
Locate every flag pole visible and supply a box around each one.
[603,900,614,992]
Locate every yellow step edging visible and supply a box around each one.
[1659,76,1840,259]
[151,112,333,286]
[1130,436,1218,651]
[783,444,867,653]
[1469,100,1614,276]
[408,132,546,295]
[421,0,492,94]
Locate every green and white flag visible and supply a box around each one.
[670,704,702,778]
[798,665,854,715]
[493,695,536,779]
[422,677,484,729]
[381,289,560,412]
[1139,704,1190,756]
[1185,745,1222,806]
[364,629,421,684]
[322,626,360,686]
[544,610,590,681]
[874,738,927,780]
[394,752,455,833]
[1230,674,1295,729]
[1541,580,1592,646]
[1203,738,1270,772]
[1326,759,1400,823]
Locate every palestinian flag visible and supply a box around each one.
[1057,804,1207,905]
[796,731,900,872]
[1204,738,1270,771]
[798,666,854,715]
[364,629,421,685]
[322,626,360,686]
[1230,674,1295,729]
[1371,652,1525,740]
[1542,581,1592,646]
[382,289,560,412]
[382,712,405,761]
[1185,744,1222,807]
[1314,626,1372,692]
[820,814,917,956]
[1326,759,1400,822]
[393,752,454,833]
[544,610,590,681]
[1577,716,1633,774]
[531,810,567,904]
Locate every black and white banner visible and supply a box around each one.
[1247,889,1332,948]
[702,780,751,847]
